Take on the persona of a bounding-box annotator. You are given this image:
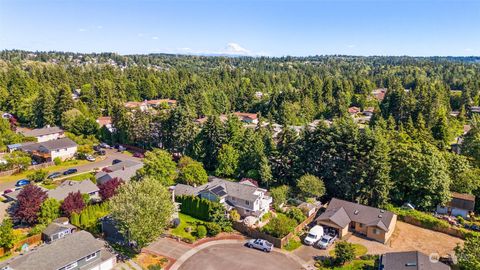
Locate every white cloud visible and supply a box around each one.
[152,36,159,40]
[96,25,103,29]
[465,48,474,52]
[347,44,356,48]
[137,33,145,37]
[78,28,87,32]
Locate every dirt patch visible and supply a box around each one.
[389,221,463,256]
[135,252,170,269]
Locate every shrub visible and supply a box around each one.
[386,204,450,229]
[53,157,62,165]
[261,214,296,238]
[229,209,240,221]
[334,241,356,265]
[27,169,48,182]
[176,195,217,221]
[286,207,306,223]
[61,191,85,217]
[196,225,207,238]
[205,222,221,236]
[148,264,162,270]
[270,185,290,207]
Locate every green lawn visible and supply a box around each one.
[170,213,204,242]
[64,172,94,181]
[0,160,90,182]
[283,238,302,251]
[329,244,368,258]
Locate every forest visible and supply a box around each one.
[0,50,479,212]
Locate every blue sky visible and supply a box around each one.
[0,0,479,56]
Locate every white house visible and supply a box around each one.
[174,176,272,218]
[20,126,65,142]
[20,138,78,162]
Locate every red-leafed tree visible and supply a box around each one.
[13,184,47,225]
[61,191,85,217]
[98,178,124,201]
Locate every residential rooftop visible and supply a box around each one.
[380,251,450,270]
[20,126,64,138]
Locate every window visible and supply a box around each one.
[358,223,363,228]
[245,200,249,205]
[63,262,78,270]
[85,252,97,261]
[373,229,380,235]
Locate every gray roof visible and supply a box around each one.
[0,231,112,270]
[42,222,76,237]
[47,180,99,201]
[19,138,77,152]
[95,160,143,184]
[381,251,450,270]
[38,138,77,151]
[20,126,64,138]
[174,176,266,202]
[316,198,396,231]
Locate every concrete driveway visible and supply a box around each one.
[177,243,304,270]
[144,238,191,260]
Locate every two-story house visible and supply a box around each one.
[0,231,116,270]
[174,176,272,218]
[18,138,78,162]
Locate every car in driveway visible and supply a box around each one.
[99,142,111,149]
[48,172,62,179]
[316,234,337,249]
[304,225,324,246]
[85,155,96,162]
[15,179,30,187]
[133,152,144,158]
[246,239,273,252]
[63,168,78,175]
[96,150,106,156]
[117,145,127,152]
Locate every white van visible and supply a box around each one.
[303,225,324,245]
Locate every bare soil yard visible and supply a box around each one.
[348,221,463,257]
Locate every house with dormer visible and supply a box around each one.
[315,198,397,244]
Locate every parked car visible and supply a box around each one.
[63,168,78,175]
[48,172,62,179]
[15,179,30,187]
[96,150,106,156]
[99,142,111,149]
[3,189,14,194]
[117,145,127,152]
[133,152,144,158]
[31,160,38,165]
[85,155,96,162]
[304,225,324,245]
[246,239,273,252]
[316,234,337,249]
[93,145,102,152]
[112,159,122,165]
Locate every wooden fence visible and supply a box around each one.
[0,162,55,177]
[0,234,42,257]
[233,208,319,248]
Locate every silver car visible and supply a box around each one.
[316,234,337,249]
[246,239,273,252]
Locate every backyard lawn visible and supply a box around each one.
[170,213,205,242]
[329,243,368,257]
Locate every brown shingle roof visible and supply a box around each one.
[316,198,396,232]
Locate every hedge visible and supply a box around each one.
[70,203,109,234]
[175,195,220,221]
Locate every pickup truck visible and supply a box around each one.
[246,239,273,253]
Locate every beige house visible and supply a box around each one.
[316,198,397,244]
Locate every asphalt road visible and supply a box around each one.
[0,149,139,192]
[178,243,303,270]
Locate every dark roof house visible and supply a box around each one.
[20,126,64,138]
[379,251,450,270]
[42,218,76,243]
[0,231,116,270]
[95,160,143,185]
[47,180,99,201]
[316,198,397,244]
